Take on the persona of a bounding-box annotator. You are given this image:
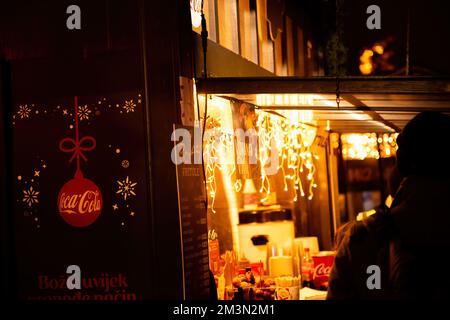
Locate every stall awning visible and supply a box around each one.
[196,76,450,133]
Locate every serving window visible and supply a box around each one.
[188,76,450,300]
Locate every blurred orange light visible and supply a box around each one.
[373,44,384,55]
[359,49,374,75]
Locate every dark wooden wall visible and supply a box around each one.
[0,0,195,300]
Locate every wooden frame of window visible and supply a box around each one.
[285,15,295,76]
[217,0,240,54]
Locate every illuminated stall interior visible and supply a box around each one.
[192,76,450,299]
[187,0,450,300]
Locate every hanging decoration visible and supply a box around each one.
[203,115,236,213]
[57,96,103,227]
[200,95,321,212]
[256,110,319,202]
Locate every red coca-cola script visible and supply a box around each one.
[58,177,103,227]
[312,252,335,289]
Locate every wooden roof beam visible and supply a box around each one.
[196,76,450,94]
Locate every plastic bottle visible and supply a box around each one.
[301,248,314,288]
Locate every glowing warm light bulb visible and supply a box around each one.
[372,44,384,55]
[359,49,374,75]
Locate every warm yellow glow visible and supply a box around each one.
[372,44,384,55]
[199,94,239,251]
[256,109,318,201]
[199,94,323,219]
[198,95,237,214]
[341,133,379,160]
[356,209,376,221]
[359,49,374,75]
[385,194,394,208]
[190,0,202,28]
[256,94,316,106]
[359,63,372,75]
[341,133,398,160]
[379,133,398,158]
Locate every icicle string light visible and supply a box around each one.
[202,116,236,213]
[201,103,321,214]
[256,110,319,202]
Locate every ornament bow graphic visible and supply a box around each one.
[59,136,96,162]
[59,96,97,178]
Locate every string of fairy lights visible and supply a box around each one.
[256,110,319,202]
[202,115,236,214]
[200,96,400,213]
[339,132,399,160]
[200,97,320,213]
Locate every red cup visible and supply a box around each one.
[312,251,335,290]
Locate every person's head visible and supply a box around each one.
[396,112,450,178]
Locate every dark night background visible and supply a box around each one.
[338,0,450,75]
[289,0,450,75]
[2,1,450,75]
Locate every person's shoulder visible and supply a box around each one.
[333,220,369,250]
[347,220,369,242]
[348,206,393,243]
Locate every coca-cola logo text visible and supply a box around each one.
[59,190,101,215]
[313,263,331,279]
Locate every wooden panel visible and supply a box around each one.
[378,112,419,120]
[274,32,285,75]
[238,0,258,64]
[359,100,450,108]
[217,0,240,54]
[256,0,272,71]
[296,27,306,76]
[313,113,371,120]
[285,16,295,76]
[238,0,251,60]
[197,76,450,95]
[198,76,450,133]
[194,34,273,77]
[353,94,450,101]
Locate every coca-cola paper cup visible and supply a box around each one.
[312,251,335,290]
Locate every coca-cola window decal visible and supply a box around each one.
[58,96,103,228]
[12,91,151,300]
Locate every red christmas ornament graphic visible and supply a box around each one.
[58,96,103,227]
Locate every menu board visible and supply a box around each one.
[174,125,210,299]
